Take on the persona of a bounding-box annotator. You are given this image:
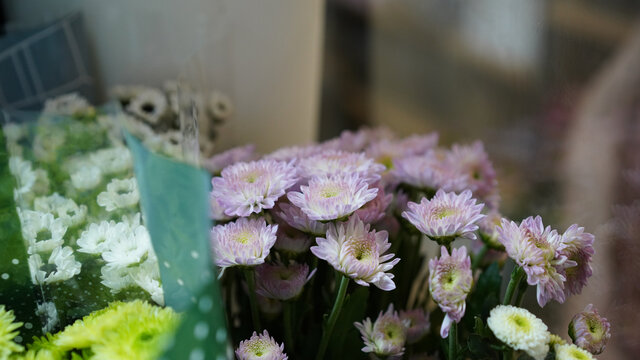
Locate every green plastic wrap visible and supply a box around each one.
[126,131,230,359]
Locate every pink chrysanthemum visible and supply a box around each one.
[559,224,595,298]
[311,216,399,290]
[287,174,378,221]
[235,330,288,360]
[354,305,409,359]
[211,159,298,217]
[366,133,438,172]
[273,202,327,236]
[402,189,485,245]
[445,141,498,207]
[323,127,396,153]
[296,150,385,182]
[255,262,315,301]
[478,210,506,250]
[264,144,323,162]
[353,184,393,224]
[392,152,469,192]
[210,217,277,275]
[273,225,314,254]
[203,144,256,174]
[568,304,611,355]
[429,246,473,338]
[399,308,430,344]
[497,216,571,307]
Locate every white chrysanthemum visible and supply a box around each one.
[554,343,595,360]
[76,221,129,255]
[42,92,93,116]
[131,258,164,306]
[288,174,378,221]
[311,216,399,290]
[101,264,133,293]
[28,246,81,285]
[97,178,140,212]
[487,305,550,360]
[9,156,35,195]
[32,168,50,195]
[33,194,87,227]
[71,164,103,190]
[89,147,133,175]
[36,301,59,333]
[101,225,152,267]
[210,217,278,275]
[235,330,288,360]
[19,210,66,254]
[126,88,168,124]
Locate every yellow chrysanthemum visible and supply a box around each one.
[554,343,596,360]
[25,300,179,360]
[549,333,567,346]
[0,305,24,360]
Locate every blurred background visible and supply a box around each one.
[1,0,639,358]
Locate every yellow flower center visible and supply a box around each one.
[433,206,456,220]
[509,314,531,333]
[234,230,253,244]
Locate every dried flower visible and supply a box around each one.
[354,305,409,359]
[211,159,298,217]
[126,88,167,124]
[311,216,399,290]
[402,189,484,246]
[255,262,315,301]
[429,246,473,338]
[210,217,278,275]
[235,330,288,360]
[568,304,610,355]
[487,305,550,360]
[288,174,377,221]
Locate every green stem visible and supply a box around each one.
[514,278,529,306]
[244,268,261,331]
[316,275,349,360]
[448,321,457,360]
[502,266,525,305]
[284,302,294,353]
[471,244,489,270]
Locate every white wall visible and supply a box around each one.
[4,0,324,152]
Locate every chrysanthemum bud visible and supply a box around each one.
[568,304,610,355]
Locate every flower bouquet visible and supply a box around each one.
[1,94,228,359]
[1,94,611,360]
[206,128,611,359]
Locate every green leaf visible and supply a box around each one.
[0,126,43,341]
[327,286,369,359]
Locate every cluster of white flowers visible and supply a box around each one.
[77,214,164,305]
